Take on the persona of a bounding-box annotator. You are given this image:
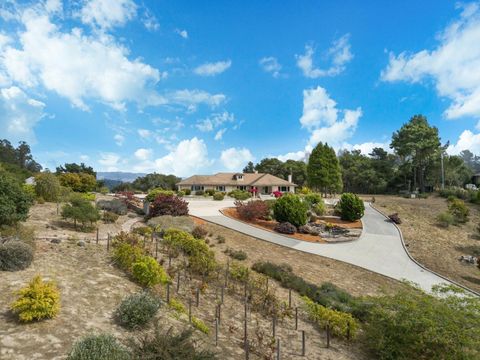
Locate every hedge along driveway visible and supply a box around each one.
[188,199,457,294]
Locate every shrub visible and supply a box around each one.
[169,297,187,313]
[192,225,208,239]
[272,194,308,227]
[303,193,322,207]
[225,248,248,261]
[36,196,45,204]
[363,285,480,360]
[338,193,365,221]
[184,189,191,195]
[252,261,364,318]
[313,201,326,216]
[235,200,270,220]
[99,186,109,195]
[148,215,194,233]
[11,275,60,322]
[213,192,225,201]
[34,172,61,202]
[58,172,97,193]
[96,199,127,215]
[0,241,33,271]
[112,231,142,247]
[0,173,34,225]
[146,189,175,202]
[228,189,251,200]
[177,190,185,197]
[80,192,96,201]
[132,328,216,360]
[132,226,153,237]
[195,190,205,196]
[229,261,250,282]
[67,334,130,360]
[272,190,283,198]
[205,189,216,196]
[112,243,144,270]
[115,292,161,330]
[149,195,189,218]
[192,316,210,334]
[448,198,469,224]
[439,186,470,200]
[437,212,455,228]
[302,296,358,339]
[274,222,297,234]
[132,256,170,287]
[216,235,226,244]
[61,194,101,230]
[102,211,119,223]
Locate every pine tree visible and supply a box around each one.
[307,142,342,195]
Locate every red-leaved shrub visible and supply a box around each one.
[235,200,270,220]
[148,195,189,218]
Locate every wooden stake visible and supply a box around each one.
[176,272,180,293]
[215,318,219,346]
[301,330,306,356]
[96,228,99,244]
[196,288,200,307]
[221,286,224,304]
[155,238,158,259]
[188,298,192,323]
[107,233,110,251]
[217,304,221,324]
[295,307,298,330]
[276,338,281,360]
[166,283,170,303]
[326,323,330,348]
[288,289,292,308]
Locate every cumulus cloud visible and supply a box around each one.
[276,151,307,162]
[0,5,162,111]
[381,3,480,119]
[98,152,121,171]
[137,128,151,139]
[194,60,232,76]
[447,130,480,154]
[259,57,282,78]
[166,89,226,112]
[214,128,227,141]
[296,35,353,78]
[175,28,188,39]
[0,86,45,143]
[195,111,235,132]
[114,133,125,146]
[80,0,137,30]
[134,148,152,160]
[132,137,212,176]
[220,147,254,171]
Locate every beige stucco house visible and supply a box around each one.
[177,172,296,194]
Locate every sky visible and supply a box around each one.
[2,0,480,176]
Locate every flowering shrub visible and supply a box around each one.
[274,222,297,234]
[272,191,283,198]
[148,195,189,218]
[11,275,60,322]
[235,200,269,220]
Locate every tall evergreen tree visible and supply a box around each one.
[307,142,342,195]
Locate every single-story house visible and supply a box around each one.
[177,172,297,194]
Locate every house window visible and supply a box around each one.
[191,185,204,191]
[234,174,244,180]
[216,186,225,192]
[237,186,247,191]
[280,186,289,192]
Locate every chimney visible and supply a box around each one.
[288,174,292,183]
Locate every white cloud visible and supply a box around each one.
[296,35,353,78]
[98,152,120,171]
[214,128,227,141]
[196,111,235,132]
[220,147,254,171]
[134,148,152,160]
[447,130,480,154]
[138,128,151,139]
[259,57,282,78]
[166,89,226,112]
[80,0,137,30]
[381,3,480,119]
[175,28,188,39]
[277,151,307,162]
[194,60,232,76]
[0,86,45,143]
[135,137,212,176]
[45,0,62,14]
[79,154,89,161]
[114,133,125,146]
[0,6,161,110]
[351,142,390,155]
[142,8,159,31]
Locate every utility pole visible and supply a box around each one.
[441,151,445,190]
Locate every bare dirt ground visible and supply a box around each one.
[1,202,404,359]
[374,194,480,293]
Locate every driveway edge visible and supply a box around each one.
[369,203,480,297]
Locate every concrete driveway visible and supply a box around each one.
[188,198,456,293]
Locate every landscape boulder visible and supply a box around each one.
[147,215,195,233]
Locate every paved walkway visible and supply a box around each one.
[188,199,452,293]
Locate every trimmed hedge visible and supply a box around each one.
[272,194,308,227]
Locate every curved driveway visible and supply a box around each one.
[188,199,452,293]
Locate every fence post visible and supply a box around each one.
[188,298,192,323]
[176,272,180,293]
[155,238,158,259]
[215,317,219,346]
[295,307,298,330]
[347,322,351,340]
[326,323,330,348]
[276,338,281,360]
[217,304,221,324]
[96,228,99,244]
[301,330,306,356]
[288,289,292,308]
[166,283,170,303]
[107,233,110,251]
[221,286,224,304]
[272,314,276,338]
[196,288,200,307]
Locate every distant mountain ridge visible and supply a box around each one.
[97,172,146,182]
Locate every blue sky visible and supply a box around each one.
[1,0,480,176]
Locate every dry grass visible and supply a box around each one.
[374,194,480,292]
